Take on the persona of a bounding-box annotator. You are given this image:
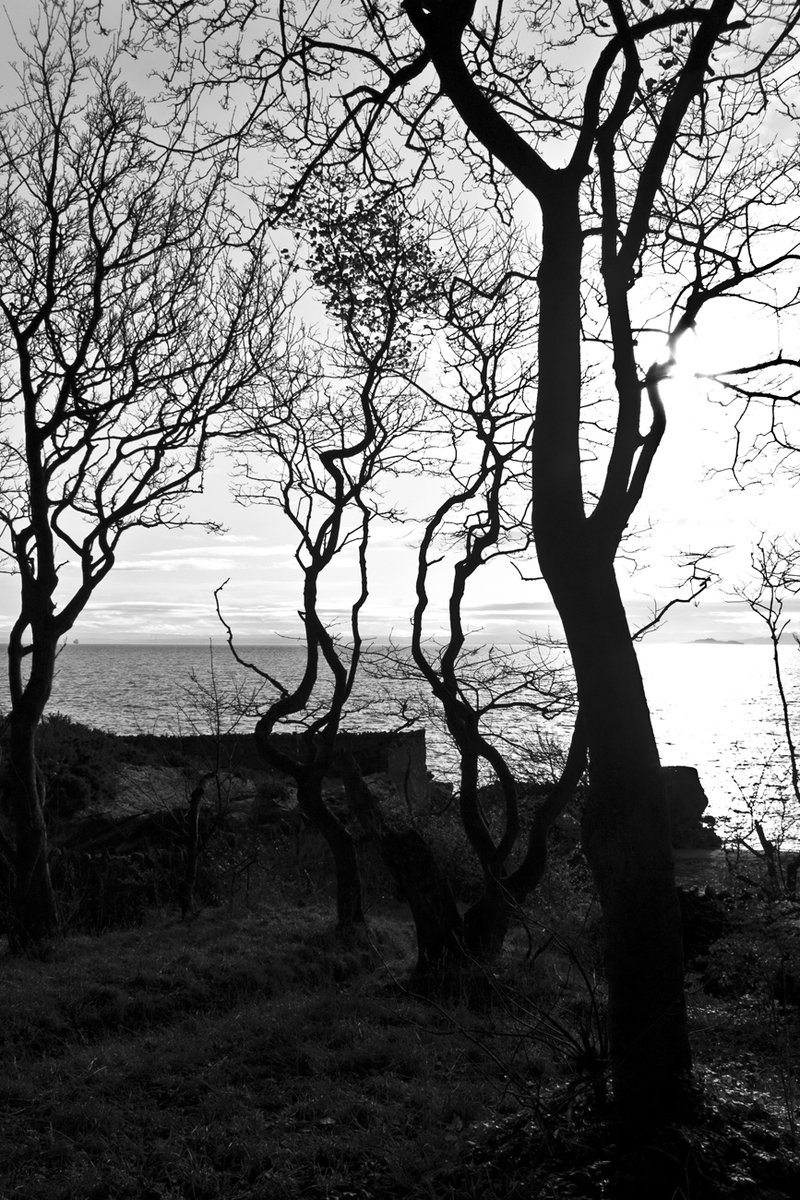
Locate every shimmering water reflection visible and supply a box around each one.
[32,640,800,824]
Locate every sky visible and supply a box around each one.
[1,2,799,647]
[2,356,795,647]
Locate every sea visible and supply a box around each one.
[25,640,800,830]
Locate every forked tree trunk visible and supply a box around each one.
[461,723,587,958]
[454,750,511,958]
[297,773,365,930]
[533,195,692,1135]
[343,762,463,972]
[253,723,366,932]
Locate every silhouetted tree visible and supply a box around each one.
[740,538,800,805]
[217,180,433,929]
[0,1,287,947]
[729,538,800,893]
[131,0,800,1143]
[405,238,581,957]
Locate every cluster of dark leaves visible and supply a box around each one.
[282,173,442,368]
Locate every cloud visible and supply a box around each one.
[464,601,558,615]
[148,544,294,559]
[88,600,211,611]
[115,544,297,572]
[66,589,308,642]
[212,534,262,545]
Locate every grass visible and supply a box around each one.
[3,747,800,1198]
[0,896,533,1199]
[2,813,551,1200]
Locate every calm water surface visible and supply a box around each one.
[34,641,800,822]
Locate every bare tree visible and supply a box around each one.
[739,538,800,805]
[405,241,582,957]
[131,0,800,1140]
[214,390,377,929]
[216,179,433,929]
[0,1,287,947]
[730,537,800,893]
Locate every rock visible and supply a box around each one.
[663,765,722,850]
[428,774,454,810]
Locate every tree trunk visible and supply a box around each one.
[532,189,692,1135]
[463,718,587,958]
[507,713,587,899]
[343,763,464,972]
[461,882,510,958]
[253,725,366,931]
[5,711,59,948]
[552,553,692,1135]
[455,748,511,958]
[297,774,365,930]
[377,824,465,973]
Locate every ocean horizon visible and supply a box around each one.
[2,635,794,645]
[9,640,800,833]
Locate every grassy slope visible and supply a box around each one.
[3,733,800,1199]
[3,813,570,1200]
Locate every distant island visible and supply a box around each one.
[691,636,798,645]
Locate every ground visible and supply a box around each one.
[2,728,800,1198]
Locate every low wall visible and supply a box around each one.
[270,729,428,807]
[117,728,429,806]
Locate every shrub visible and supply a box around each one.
[35,712,119,820]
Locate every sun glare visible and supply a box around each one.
[672,300,775,385]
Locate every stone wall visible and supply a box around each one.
[116,728,429,807]
[269,729,429,807]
